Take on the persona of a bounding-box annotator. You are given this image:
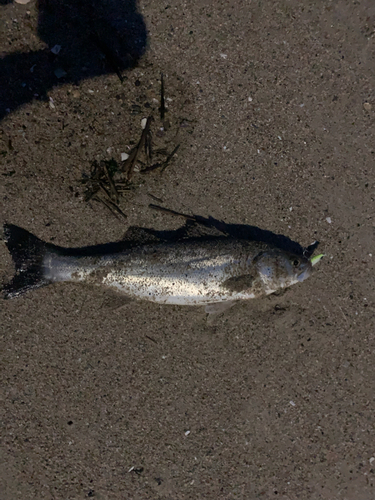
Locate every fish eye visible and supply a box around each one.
[292,258,300,267]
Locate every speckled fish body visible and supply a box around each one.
[3,225,312,305]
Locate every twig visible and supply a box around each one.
[154,148,169,156]
[84,184,100,202]
[149,204,195,221]
[160,144,180,173]
[140,162,162,174]
[148,204,229,235]
[145,335,158,344]
[145,125,152,162]
[148,193,164,203]
[93,195,127,219]
[122,116,153,180]
[102,163,119,203]
[159,72,166,121]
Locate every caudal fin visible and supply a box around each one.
[2,224,50,299]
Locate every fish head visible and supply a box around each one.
[253,249,312,294]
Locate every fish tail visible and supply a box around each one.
[2,224,52,299]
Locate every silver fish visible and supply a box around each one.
[2,224,312,314]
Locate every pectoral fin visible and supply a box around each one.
[205,301,236,315]
[205,301,236,325]
[222,274,256,293]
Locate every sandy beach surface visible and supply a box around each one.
[1,1,375,498]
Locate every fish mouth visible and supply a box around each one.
[297,266,312,283]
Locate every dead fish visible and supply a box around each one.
[2,224,313,315]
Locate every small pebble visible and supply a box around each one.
[141,118,148,129]
[51,45,61,55]
[248,97,253,102]
[220,53,228,59]
[326,217,332,224]
[88,89,94,94]
[289,401,296,407]
[121,152,129,161]
[49,97,55,110]
[370,457,375,465]
[15,0,32,4]
[185,430,191,436]
[54,68,66,79]
[363,102,372,111]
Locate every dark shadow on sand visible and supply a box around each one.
[142,207,319,258]
[49,212,318,259]
[0,0,147,120]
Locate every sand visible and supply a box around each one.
[1,0,375,498]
